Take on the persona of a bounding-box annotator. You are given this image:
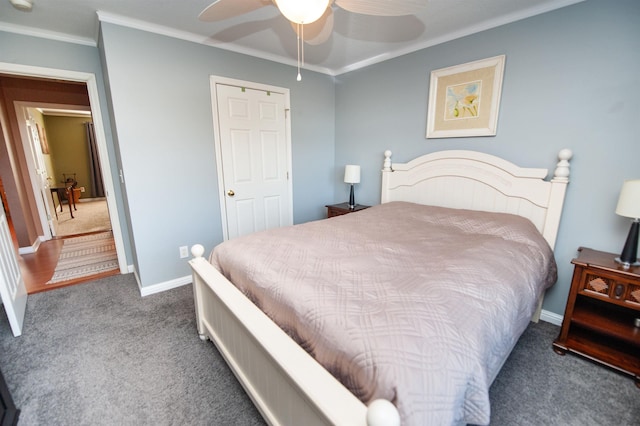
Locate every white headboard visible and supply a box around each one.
[381,149,572,249]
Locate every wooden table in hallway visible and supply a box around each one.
[50,186,76,219]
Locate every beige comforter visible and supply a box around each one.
[209,201,557,425]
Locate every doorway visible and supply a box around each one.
[0,62,126,295]
[14,103,111,239]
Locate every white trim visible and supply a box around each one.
[97,2,586,77]
[96,11,333,77]
[333,0,585,75]
[209,75,294,241]
[138,274,191,297]
[0,62,128,275]
[540,309,563,326]
[0,22,96,47]
[1,1,584,77]
[17,236,42,255]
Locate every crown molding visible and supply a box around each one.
[96,11,333,77]
[334,0,585,75]
[0,21,96,46]
[1,0,584,78]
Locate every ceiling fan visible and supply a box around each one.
[199,0,428,79]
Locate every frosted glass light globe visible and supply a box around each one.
[10,0,33,11]
[276,0,329,24]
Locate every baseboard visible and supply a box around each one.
[18,236,43,255]
[539,309,563,326]
[77,197,105,203]
[138,274,191,297]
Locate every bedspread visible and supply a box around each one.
[209,201,557,425]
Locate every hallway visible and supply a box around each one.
[6,190,116,293]
[19,237,119,294]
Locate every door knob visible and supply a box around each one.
[227,190,235,197]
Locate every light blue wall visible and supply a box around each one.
[0,30,133,264]
[3,1,638,315]
[334,0,640,315]
[99,23,335,286]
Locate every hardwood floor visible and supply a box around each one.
[19,238,63,293]
[18,237,119,294]
[7,210,118,295]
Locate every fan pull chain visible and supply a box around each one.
[296,23,303,81]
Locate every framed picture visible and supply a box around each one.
[36,123,50,154]
[426,55,505,139]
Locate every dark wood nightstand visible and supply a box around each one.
[553,247,640,388]
[325,202,370,218]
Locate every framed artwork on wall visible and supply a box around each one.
[426,55,505,139]
[36,123,50,154]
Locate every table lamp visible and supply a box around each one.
[344,165,360,209]
[615,179,640,268]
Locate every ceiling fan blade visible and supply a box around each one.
[335,0,427,16]
[291,8,334,45]
[198,0,273,22]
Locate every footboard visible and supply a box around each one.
[189,245,399,426]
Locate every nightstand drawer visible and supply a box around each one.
[581,271,640,310]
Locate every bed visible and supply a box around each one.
[189,149,572,426]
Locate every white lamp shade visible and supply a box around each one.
[344,165,361,184]
[275,0,330,24]
[615,179,640,219]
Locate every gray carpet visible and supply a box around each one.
[486,322,639,426]
[1,274,638,425]
[0,274,263,425]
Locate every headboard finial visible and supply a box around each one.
[553,148,572,182]
[383,150,392,172]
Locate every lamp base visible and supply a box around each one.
[348,184,355,210]
[614,257,640,269]
[616,220,640,269]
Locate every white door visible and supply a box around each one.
[213,80,292,239]
[0,204,27,337]
[25,115,57,237]
[14,104,57,239]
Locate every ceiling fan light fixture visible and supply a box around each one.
[10,0,33,11]
[275,0,330,24]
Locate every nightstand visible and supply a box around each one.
[325,202,370,218]
[553,247,640,388]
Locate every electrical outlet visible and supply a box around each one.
[179,246,189,259]
[80,186,85,192]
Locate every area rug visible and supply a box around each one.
[46,231,118,284]
[55,199,112,237]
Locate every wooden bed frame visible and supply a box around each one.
[190,149,572,426]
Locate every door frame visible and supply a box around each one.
[13,101,75,240]
[0,62,128,274]
[14,102,95,240]
[209,75,293,241]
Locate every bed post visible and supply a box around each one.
[367,399,401,426]
[381,150,393,203]
[532,148,572,322]
[543,148,572,250]
[189,244,208,340]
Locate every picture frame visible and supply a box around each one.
[426,55,505,139]
[36,123,50,154]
